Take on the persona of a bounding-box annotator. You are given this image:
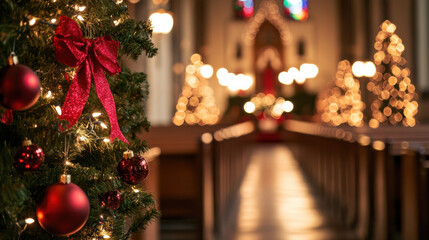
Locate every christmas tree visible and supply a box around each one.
[172,54,220,126]
[367,20,418,128]
[0,0,159,239]
[317,60,364,127]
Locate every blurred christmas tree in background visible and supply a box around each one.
[317,60,365,127]
[367,20,418,128]
[0,0,159,239]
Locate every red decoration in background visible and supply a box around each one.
[262,65,275,95]
[54,16,128,144]
[0,63,41,111]
[1,109,13,125]
[37,181,90,236]
[117,155,149,185]
[13,140,44,171]
[100,190,121,210]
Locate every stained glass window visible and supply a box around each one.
[283,0,308,21]
[233,0,254,19]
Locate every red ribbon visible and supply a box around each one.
[54,16,128,144]
[0,109,13,125]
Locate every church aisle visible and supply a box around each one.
[223,144,347,240]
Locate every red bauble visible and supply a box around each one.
[100,190,121,210]
[37,176,90,236]
[0,63,41,110]
[13,139,44,171]
[117,150,148,185]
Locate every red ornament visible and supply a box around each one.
[100,190,121,210]
[13,139,44,171]
[37,175,90,236]
[0,57,40,110]
[117,150,148,185]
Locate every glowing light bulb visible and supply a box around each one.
[92,112,102,117]
[100,122,108,129]
[282,101,294,112]
[244,101,256,113]
[45,91,52,98]
[29,18,37,26]
[55,106,62,115]
[300,63,319,78]
[364,61,376,77]
[352,61,365,77]
[25,218,35,224]
[149,10,174,34]
[200,64,214,78]
[278,71,293,85]
[51,18,57,23]
[103,138,110,143]
[77,15,84,21]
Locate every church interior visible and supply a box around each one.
[1,0,429,239]
[126,0,429,239]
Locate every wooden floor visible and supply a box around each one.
[223,144,354,240]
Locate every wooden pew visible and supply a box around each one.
[282,120,429,240]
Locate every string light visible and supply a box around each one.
[29,18,37,26]
[368,20,418,127]
[113,19,121,26]
[317,60,364,127]
[45,91,52,98]
[103,138,110,143]
[77,15,84,21]
[55,106,62,115]
[51,18,57,23]
[243,101,256,113]
[25,218,35,224]
[100,122,108,129]
[173,54,220,126]
[92,112,101,117]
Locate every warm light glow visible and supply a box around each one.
[133,188,140,193]
[200,64,214,79]
[103,235,110,239]
[45,91,52,98]
[103,138,110,143]
[25,218,35,224]
[55,106,62,115]
[300,63,318,78]
[287,67,300,80]
[100,122,108,129]
[294,72,306,84]
[352,61,376,77]
[244,101,256,113]
[92,112,101,117]
[149,10,174,34]
[352,61,365,77]
[201,132,213,144]
[282,101,294,112]
[278,71,293,85]
[364,61,376,77]
[29,18,37,26]
[113,19,121,26]
[51,18,57,23]
[77,15,84,21]
[217,68,228,80]
[75,5,86,11]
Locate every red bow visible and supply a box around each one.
[54,16,128,144]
